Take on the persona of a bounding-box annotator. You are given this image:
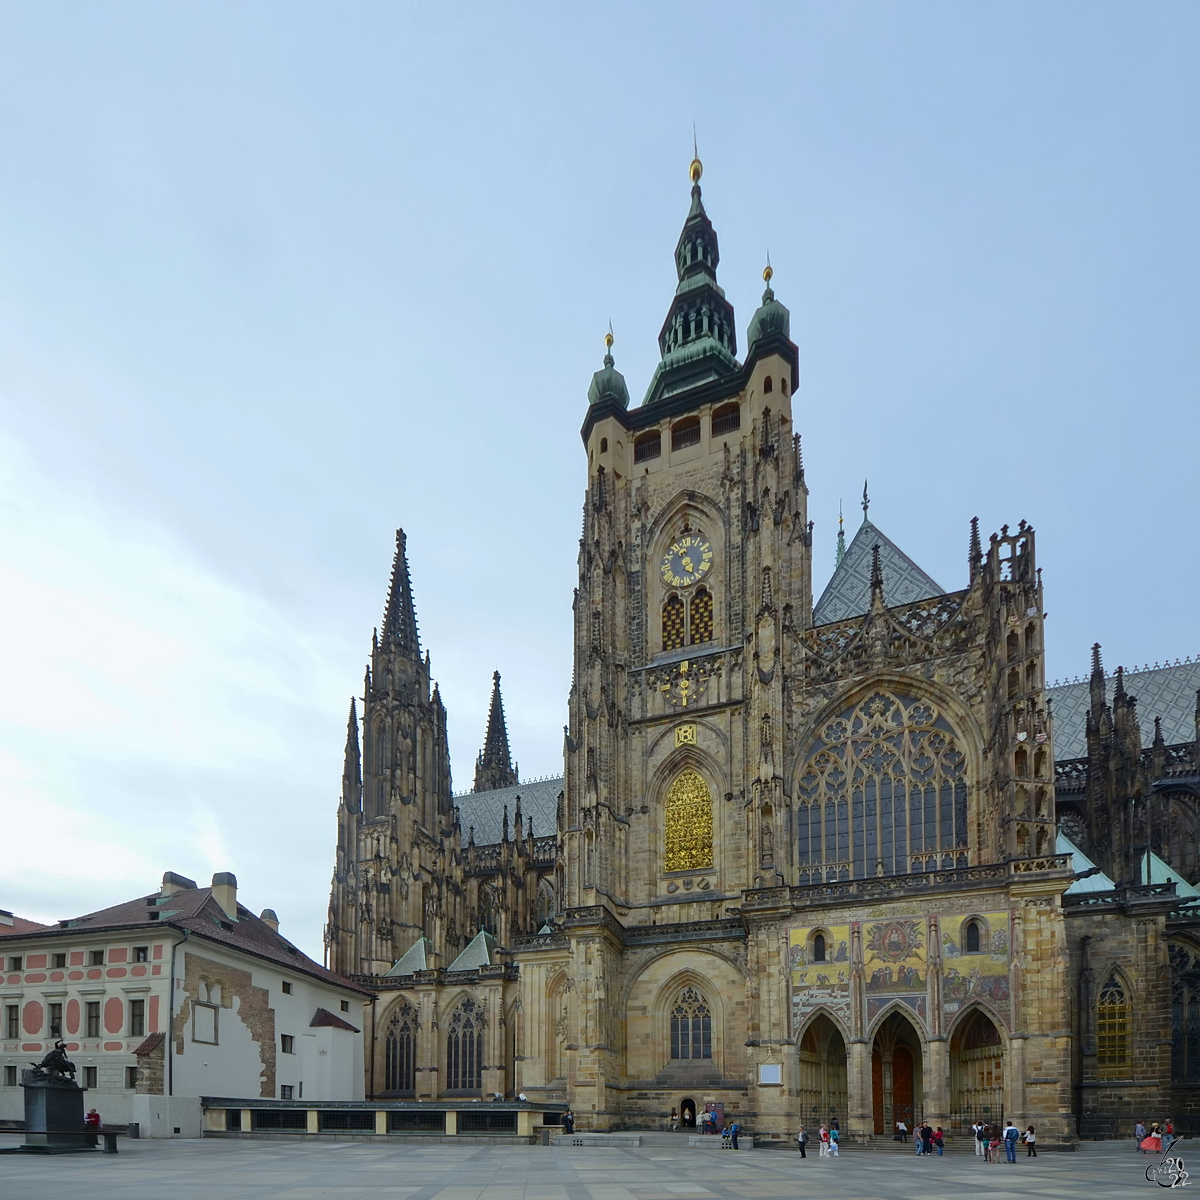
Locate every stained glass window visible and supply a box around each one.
[384,1002,416,1092]
[447,999,483,1091]
[1097,973,1131,1076]
[670,987,712,1060]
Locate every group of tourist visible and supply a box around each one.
[1135,1120,1174,1153]
[969,1120,1033,1162]
[794,1121,839,1157]
[665,1107,740,1148]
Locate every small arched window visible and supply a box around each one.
[447,999,483,1091]
[1006,631,1019,662]
[634,431,661,462]
[780,376,789,394]
[384,1002,417,1092]
[671,417,701,452]
[711,402,740,436]
[964,921,981,954]
[1015,747,1029,778]
[1097,973,1131,1076]
[763,376,773,393]
[689,588,713,645]
[812,933,826,962]
[376,779,386,815]
[1007,668,1020,698]
[662,594,686,652]
[670,987,712,1060]
[600,437,608,453]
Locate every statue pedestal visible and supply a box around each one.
[18,1071,93,1154]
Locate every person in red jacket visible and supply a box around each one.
[84,1108,101,1148]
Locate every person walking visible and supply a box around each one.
[796,1124,808,1158]
[933,1127,945,1155]
[1135,1121,1147,1152]
[1025,1126,1037,1157]
[974,1121,985,1157]
[669,1108,678,1133]
[730,1121,740,1151]
[829,1125,839,1156]
[819,1124,829,1157]
[1003,1121,1020,1163]
[914,1124,924,1155]
[986,1126,1000,1163]
[1142,1123,1164,1155]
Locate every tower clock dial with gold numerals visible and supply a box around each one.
[660,536,713,588]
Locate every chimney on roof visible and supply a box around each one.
[259,909,279,932]
[211,872,238,920]
[161,871,198,897]
[0,910,13,927]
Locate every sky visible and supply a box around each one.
[0,3,1197,961]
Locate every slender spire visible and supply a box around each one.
[969,517,982,583]
[342,698,361,812]
[474,670,518,793]
[836,501,846,568]
[869,543,885,608]
[381,529,420,656]
[861,480,870,525]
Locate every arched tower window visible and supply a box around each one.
[796,691,970,883]
[763,376,773,393]
[384,1002,417,1093]
[689,588,713,645]
[663,767,713,872]
[662,594,686,652]
[634,431,661,462]
[711,402,740,436]
[1097,973,1131,1076]
[964,920,981,954]
[670,986,712,1060]
[812,933,827,962]
[447,998,483,1092]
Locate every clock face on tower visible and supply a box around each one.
[660,536,713,588]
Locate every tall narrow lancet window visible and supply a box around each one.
[1170,942,1200,1082]
[663,767,713,871]
[670,987,712,1060]
[662,594,686,652]
[447,998,483,1091]
[1097,973,1131,1076]
[689,588,713,645]
[384,1002,417,1092]
[796,691,969,884]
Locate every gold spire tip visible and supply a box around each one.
[604,330,614,350]
[763,263,773,284]
[689,156,703,184]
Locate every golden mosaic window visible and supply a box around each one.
[662,593,686,652]
[689,588,713,645]
[796,690,969,884]
[663,766,713,872]
[1097,972,1131,1076]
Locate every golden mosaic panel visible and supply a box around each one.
[664,766,713,871]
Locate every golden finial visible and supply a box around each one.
[763,255,773,286]
[690,125,702,184]
[605,321,614,352]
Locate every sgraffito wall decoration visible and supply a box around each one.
[864,918,927,1024]
[941,911,1011,1021]
[789,923,851,1033]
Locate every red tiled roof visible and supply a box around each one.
[309,1006,361,1033]
[0,913,51,933]
[133,1032,166,1057]
[0,887,373,997]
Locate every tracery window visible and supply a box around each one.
[1097,973,1131,1076]
[1171,942,1200,1082]
[384,1002,417,1092]
[662,594,686,651]
[447,998,483,1091]
[689,588,713,645]
[964,921,981,954]
[812,933,826,962]
[663,767,713,872]
[796,691,969,884]
[670,987,712,1060]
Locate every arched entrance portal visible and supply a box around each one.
[680,1098,696,1128]
[871,1011,923,1134]
[798,1014,848,1131]
[950,1009,1005,1134]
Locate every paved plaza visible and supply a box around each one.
[0,1134,1173,1200]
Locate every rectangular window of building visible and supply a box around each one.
[340,1001,350,1013]
[3,1065,16,1086]
[7,956,21,972]
[280,1085,293,1100]
[126,1066,139,1089]
[280,1035,294,1054]
[5,1005,18,1040]
[48,1003,63,1038]
[129,999,145,1038]
[134,947,148,963]
[192,1003,218,1045]
[83,1066,97,1089]
[52,953,66,969]
[282,981,293,995]
[90,950,104,966]
[86,1001,101,1038]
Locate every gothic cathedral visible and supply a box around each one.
[327,156,1200,1142]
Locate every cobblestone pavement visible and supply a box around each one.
[0,1134,1174,1200]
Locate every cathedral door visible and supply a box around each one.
[798,1014,848,1131]
[870,1011,923,1136]
[680,1099,696,1128]
[950,1010,1004,1134]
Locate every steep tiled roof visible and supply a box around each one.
[1058,832,1117,895]
[1048,659,1200,760]
[0,885,371,997]
[454,776,562,846]
[813,518,945,626]
[310,1006,361,1032]
[385,936,430,976]
[0,912,50,933]
[447,929,497,971]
